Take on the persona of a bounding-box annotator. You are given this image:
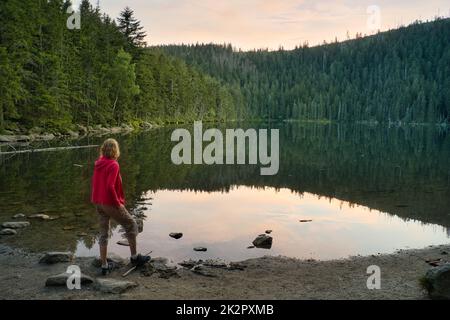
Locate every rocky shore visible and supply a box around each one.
[0,243,448,300]
[0,122,155,146]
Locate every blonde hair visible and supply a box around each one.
[100,138,120,159]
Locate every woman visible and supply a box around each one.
[91,138,150,275]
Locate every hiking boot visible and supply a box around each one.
[130,254,151,267]
[101,262,115,276]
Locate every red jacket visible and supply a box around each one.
[91,156,125,207]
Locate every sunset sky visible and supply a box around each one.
[75,0,450,50]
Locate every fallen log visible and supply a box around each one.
[0,144,99,155]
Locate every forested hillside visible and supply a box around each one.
[162,18,450,124]
[0,0,243,133]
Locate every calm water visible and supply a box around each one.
[1,122,449,262]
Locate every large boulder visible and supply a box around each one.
[45,272,94,287]
[423,263,450,299]
[2,221,30,229]
[39,252,74,264]
[95,278,138,294]
[252,234,273,249]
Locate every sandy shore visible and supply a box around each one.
[0,244,448,300]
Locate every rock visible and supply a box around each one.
[95,278,138,294]
[77,233,88,237]
[0,245,14,254]
[191,265,217,277]
[12,214,26,219]
[117,240,130,246]
[92,253,127,268]
[228,262,247,271]
[299,219,313,223]
[29,214,51,220]
[0,228,17,236]
[2,221,30,229]
[265,230,273,234]
[252,234,273,249]
[35,133,55,141]
[169,232,183,239]
[194,247,207,252]
[247,246,255,249]
[203,259,227,269]
[67,130,79,138]
[45,272,94,287]
[179,259,200,269]
[441,251,448,255]
[424,263,450,299]
[62,226,75,231]
[76,124,88,135]
[39,252,74,264]
[14,135,31,142]
[0,135,15,143]
[28,127,44,135]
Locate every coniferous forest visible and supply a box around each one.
[0,0,243,133]
[0,0,449,134]
[162,18,450,124]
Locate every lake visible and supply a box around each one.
[1,122,449,262]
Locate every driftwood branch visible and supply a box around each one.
[0,144,99,155]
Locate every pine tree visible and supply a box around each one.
[117,7,147,50]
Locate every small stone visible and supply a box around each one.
[62,226,75,231]
[0,228,17,236]
[12,214,26,219]
[95,278,138,294]
[252,234,273,249]
[45,272,94,287]
[247,246,255,249]
[29,214,51,220]
[77,233,88,237]
[194,247,207,252]
[2,221,30,229]
[39,252,74,264]
[441,251,448,255]
[265,230,273,234]
[169,232,183,239]
[299,219,313,223]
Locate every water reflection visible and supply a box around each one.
[0,122,449,261]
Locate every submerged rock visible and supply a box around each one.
[194,247,207,252]
[39,252,74,264]
[252,234,273,249]
[0,228,17,235]
[45,272,94,287]
[2,221,30,229]
[169,232,183,239]
[423,263,450,300]
[95,278,138,294]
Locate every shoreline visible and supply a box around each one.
[0,243,448,300]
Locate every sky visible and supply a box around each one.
[74,0,450,50]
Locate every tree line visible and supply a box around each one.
[0,0,244,133]
[161,18,450,124]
